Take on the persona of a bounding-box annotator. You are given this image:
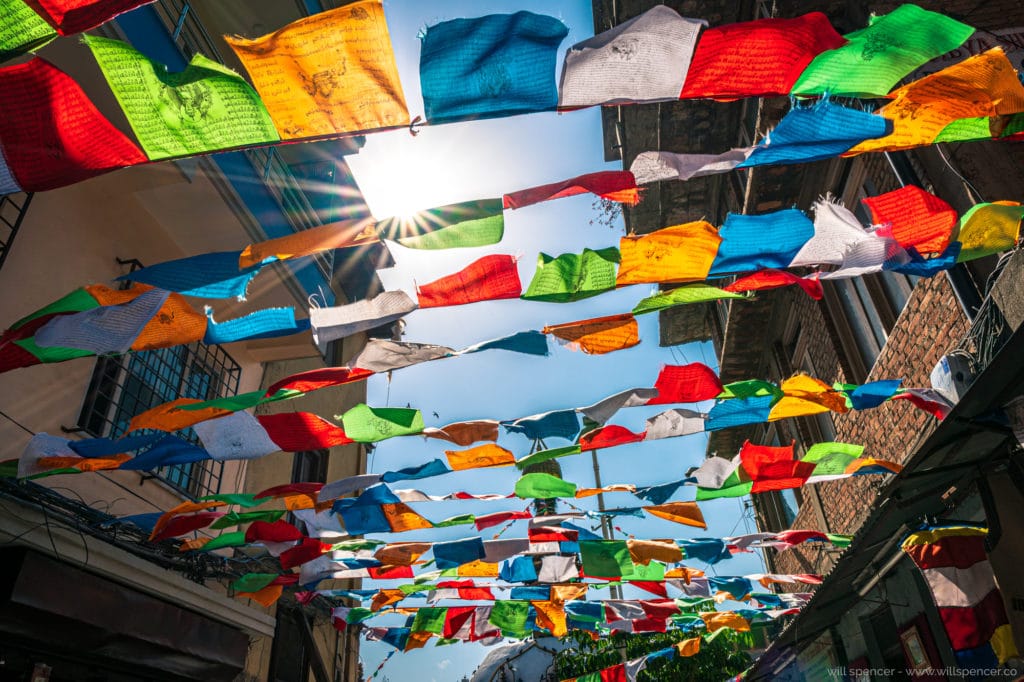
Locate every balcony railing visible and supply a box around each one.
[0,191,33,273]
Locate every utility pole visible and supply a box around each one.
[590,448,622,600]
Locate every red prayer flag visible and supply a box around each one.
[33,0,155,34]
[775,529,830,547]
[724,269,823,300]
[0,59,146,191]
[640,599,680,619]
[265,367,373,396]
[630,618,667,633]
[862,185,956,255]
[648,363,724,405]
[244,520,303,543]
[502,171,640,210]
[417,255,522,308]
[630,581,668,598]
[150,511,223,542]
[528,526,578,542]
[368,565,415,580]
[579,425,646,451]
[680,13,845,100]
[272,573,300,585]
[750,460,817,492]
[255,482,324,500]
[443,606,476,638]
[280,538,331,569]
[740,440,796,479]
[474,510,532,531]
[600,663,628,682]
[257,412,353,451]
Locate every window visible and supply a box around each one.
[77,342,241,497]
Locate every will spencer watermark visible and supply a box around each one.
[826,666,1018,679]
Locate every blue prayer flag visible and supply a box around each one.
[887,243,961,277]
[339,504,391,535]
[463,330,549,356]
[710,209,815,275]
[678,538,731,564]
[380,459,450,483]
[502,409,580,442]
[118,436,210,470]
[709,576,754,600]
[706,396,776,431]
[420,12,568,124]
[352,484,401,506]
[204,307,309,345]
[510,586,550,601]
[69,433,163,457]
[849,380,902,410]
[500,556,537,583]
[119,250,262,300]
[433,537,485,569]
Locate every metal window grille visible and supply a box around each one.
[76,341,242,498]
[0,192,33,273]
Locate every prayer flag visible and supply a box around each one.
[381,503,433,533]
[516,445,581,470]
[445,443,515,471]
[710,209,815,275]
[627,539,682,566]
[376,543,431,566]
[239,219,380,269]
[423,420,500,446]
[150,511,223,541]
[411,607,448,635]
[460,330,549,357]
[768,374,848,421]
[543,313,639,355]
[475,510,532,531]
[846,49,1024,155]
[701,611,750,633]
[648,363,723,405]
[419,11,568,123]
[533,600,567,637]
[739,100,890,167]
[642,502,706,529]
[847,379,902,410]
[616,221,721,286]
[578,388,658,425]
[558,5,703,108]
[0,0,56,61]
[380,459,450,483]
[339,404,424,442]
[119,251,262,300]
[538,555,578,583]
[225,0,408,139]
[792,198,871,267]
[488,600,531,637]
[902,527,1018,666]
[629,148,753,185]
[862,185,957,255]
[522,248,619,303]
[503,410,580,442]
[204,307,308,345]
[417,254,522,308]
[256,412,353,451]
[792,5,974,98]
[34,288,169,354]
[377,199,504,250]
[85,36,279,160]
[266,366,372,396]
[515,473,577,499]
[680,12,845,99]
[193,410,280,461]
[955,202,1024,262]
[310,290,417,350]
[580,540,633,578]
[433,537,485,569]
[725,269,823,300]
[503,171,639,210]
[32,0,152,34]
[579,425,644,451]
[632,284,745,315]
[350,339,454,373]
[0,58,145,191]
[127,397,231,433]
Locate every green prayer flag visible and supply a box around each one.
[378,199,506,250]
[718,380,784,402]
[695,464,755,501]
[0,0,56,62]
[514,472,577,499]
[399,584,429,595]
[85,35,280,160]
[200,493,263,508]
[433,514,476,528]
[179,388,301,412]
[632,284,745,315]
[1001,113,1024,139]
[345,607,374,624]
[411,607,448,634]
[14,337,93,363]
[579,540,634,578]
[11,288,99,330]
[201,530,247,551]
[435,638,459,646]
[515,444,581,470]
[488,600,530,636]
[521,247,620,302]
[232,573,277,593]
[802,442,865,463]
[934,117,995,144]
[209,510,285,529]
[791,5,974,97]
[624,560,665,581]
[827,533,853,549]
[339,404,425,442]
[330,539,385,551]
[577,673,601,682]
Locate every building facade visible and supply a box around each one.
[0,2,386,680]
[596,0,1024,678]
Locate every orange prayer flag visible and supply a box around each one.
[616,221,721,286]
[423,420,500,446]
[127,397,232,433]
[281,494,317,511]
[151,499,224,539]
[375,542,432,566]
[404,631,433,651]
[551,584,588,603]
[701,611,750,632]
[543,313,639,355]
[643,502,706,529]
[444,443,516,471]
[37,454,129,472]
[457,560,500,578]
[371,589,406,612]
[576,484,636,499]
[664,566,704,581]
[179,537,210,552]
[84,284,207,350]
[676,637,701,657]
[225,0,409,139]
[769,374,848,421]
[846,48,1024,155]
[239,219,379,269]
[532,600,568,637]
[237,583,284,608]
[627,539,683,565]
[381,503,434,532]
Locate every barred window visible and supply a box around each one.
[76,342,241,498]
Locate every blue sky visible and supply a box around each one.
[346,2,766,679]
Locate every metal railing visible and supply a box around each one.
[0,191,33,273]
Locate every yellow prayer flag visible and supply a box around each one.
[701,611,750,633]
[846,49,1024,154]
[532,601,567,637]
[371,589,406,612]
[457,560,500,577]
[381,503,434,532]
[768,374,848,421]
[445,443,516,471]
[956,201,1024,262]
[643,501,707,529]
[225,0,409,139]
[627,538,683,565]
[616,221,721,286]
[239,219,379,269]
[543,313,640,355]
[676,637,701,657]
[375,542,431,566]
[551,584,588,603]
